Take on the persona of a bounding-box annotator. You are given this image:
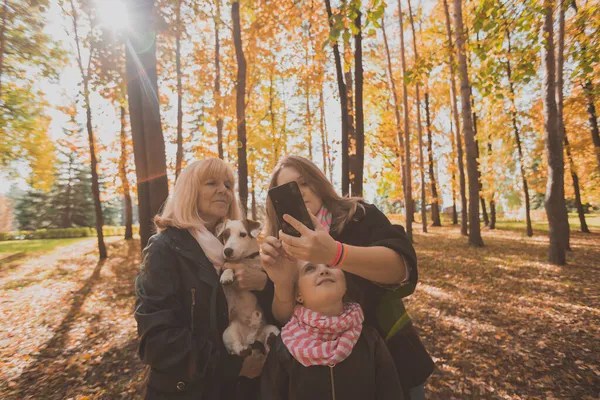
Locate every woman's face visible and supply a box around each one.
[198,174,234,224]
[296,262,346,311]
[276,167,323,215]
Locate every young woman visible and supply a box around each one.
[135,158,270,400]
[261,261,404,400]
[260,155,434,399]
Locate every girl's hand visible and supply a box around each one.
[260,236,297,287]
[279,213,338,265]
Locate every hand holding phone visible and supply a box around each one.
[267,181,314,237]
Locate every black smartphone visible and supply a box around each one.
[268,181,314,237]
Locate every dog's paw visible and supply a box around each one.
[266,332,278,348]
[220,269,235,285]
[239,346,252,357]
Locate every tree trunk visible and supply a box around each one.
[473,112,489,226]
[250,176,257,220]
[443,0,467,236]
[407,0,427,232]
[69,0,106,259]
[555,0,571,249]
[174,0,183,180]
[505,33,533,236]
[324,0,349,196]
[214,0,224,159]
[542,0,568,265]
[450,112,458,225]
[397,0,413,241]
[0,0,8,99]
[305,23,313,160]
[344,27,356,196]
[232,0,248,214]
[120,106,134,240]
[453,0,483,246]
[564,132,589,232]
[487,138,496,229]
[424,91,441,226]
[319,86,328,176]
[126,0,169,249]
[353,10,364,197]
[381,14,407,208]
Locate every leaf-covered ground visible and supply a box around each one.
[0,224,598,399]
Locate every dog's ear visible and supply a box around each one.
[215,219,228,238]
[247,219,262,238]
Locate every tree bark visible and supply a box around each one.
[542,0,568,265]
[174,0,183,180]
[473,111,488,226]
[0,0,8,100]
[214,0,224,159]
[70,0,106,259]
[126,0,169,249]
[556,0,571,249]
[324,0,349,195]
[319,86,329,177]
[443,0,467,236]
[305,22,313,161]
[407,0,427,232]
[487,138,496,229]
[453,0,483,246]
[120,106,133,240]
[424,90,441,226]
[505,33,533,237]
[353,10,364,197]
[232,0,248,214]
[397,0,413,241]
[564,132,589,232]
[382,14,407,207]
[450,109,458,225]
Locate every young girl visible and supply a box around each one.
[261,261,404,400]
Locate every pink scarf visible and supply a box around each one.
[316,206,333,233]
[281,302,364,367]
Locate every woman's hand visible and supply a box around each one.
[223,262,267,291]
[260,236,298,287]
[279,213,338,265]
[239,350,268,379]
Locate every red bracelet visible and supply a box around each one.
[328,241,343,267]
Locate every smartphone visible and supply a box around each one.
[268,181,314,237]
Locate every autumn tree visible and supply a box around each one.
[541,0,568,265]
[126,0,169,249]
[63,0,107,259]
[453,0,483,246]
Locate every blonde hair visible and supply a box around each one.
[265,155,364,237]
[154,158,243,232]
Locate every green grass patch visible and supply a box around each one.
[0,237,89,255]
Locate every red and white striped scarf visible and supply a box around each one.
[281,302,364,367]
[315,206,333,233]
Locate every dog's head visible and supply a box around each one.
[215,219,262,261]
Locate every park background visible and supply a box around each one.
[0,0,599,398]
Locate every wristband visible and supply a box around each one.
[328,241,345,267]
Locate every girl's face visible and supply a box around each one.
[296,262,346,312]
[198,174,234,224]
[276,167,323,215]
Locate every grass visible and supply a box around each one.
[0,237,89,255]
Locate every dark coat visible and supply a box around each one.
[134,227,273,400]
[330,203,435,395]
[260,326,404,400]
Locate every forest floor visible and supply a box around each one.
[0,222,598,399]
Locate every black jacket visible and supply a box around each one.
[134,227,272,400]
[331,203,434,394]
[260,326,404,400]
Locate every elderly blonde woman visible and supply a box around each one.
[135,158,269,400]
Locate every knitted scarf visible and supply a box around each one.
[281,302,364,367]
[189,225,224,274]
[315,206,333,233]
